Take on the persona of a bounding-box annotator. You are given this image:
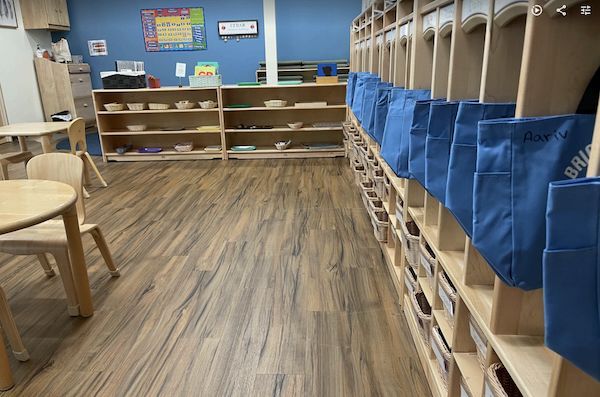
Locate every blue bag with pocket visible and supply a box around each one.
[424,101,461,203]
[544,177,600,381]
[472,114,595,290]
[381,89,431,178]
[363,81,391,138]
[409,99,445,185]
[445,102,516,236]
[373,86,393,145]
[351,74,379,123]
[346,72,357,106]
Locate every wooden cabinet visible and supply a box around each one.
[20,0,70,30]
[34,59,95,126]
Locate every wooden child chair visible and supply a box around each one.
[0,151,33,180]
[67,118,107,188]
[0,153,120,317]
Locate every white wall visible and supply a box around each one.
[0,0,52,123]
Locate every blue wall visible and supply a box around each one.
[276,0,360,62]
[54,0,360,88]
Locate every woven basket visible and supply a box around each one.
[431,325,452,386]
[410,291,432,344]
[352,160,366,186]
[383,174,391,202]
[104,103,124,111]
[264,99,288,108]
[189,75,222,87]
[438,271,457,326]
[469,314,488,370]
[148,103,170,110]
[373,169,385,198]
[420,240,436,287]
[400,220,421,269]
[126,103,145,111]
[174,142,194,152]
[199,100,218,109]
[485,363,523,397]
[369,207,389,243]
[395,194,404,229]
[175,101,195,110]
[404,265,419,296]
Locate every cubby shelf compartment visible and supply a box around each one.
[105,150,222,162]
[454,353,484,397]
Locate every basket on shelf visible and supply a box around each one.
[369,207,389,243]
[353,161,367,186]
[126,103,145,111]
[264,99,288,108]
[175,101,195,110]
[469,314,489,370]
[410,290,432,344]
[174,142,194,152]
[373,169,385,198]
[126,124,147,132]
[485,363,523,397]
[189,75,222,88]
[104,103,124,111]
[404,265,420,296]
[199,100,218,109]
[400,220,421,269]
[420,240,436,288]
[438,271,457,326]
[383,174,391,202]
[430,325,452,386]
[148,103,170,110]
[395,194,404,229]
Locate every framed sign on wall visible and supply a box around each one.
[218,20,259,40]
[141,8,207,52]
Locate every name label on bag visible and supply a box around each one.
[564,144,592,179]
[523,129,568,143]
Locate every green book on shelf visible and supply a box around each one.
[238,82,261,86]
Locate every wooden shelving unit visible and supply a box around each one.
[93,86,225,162]
[348,1,600,396]
[221,83,347,159]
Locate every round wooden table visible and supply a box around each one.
[0,180,95,390]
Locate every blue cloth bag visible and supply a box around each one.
[351,74,379,123]
[372,86,393,145]
[544,177,600,381]
[424,101,461,203]
[363,82,392,139]
[346,72,357,106]
[381,89,431,178]
[445,102,516,236]
[409,99,445,186]
[472,114,595,290]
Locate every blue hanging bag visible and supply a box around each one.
[381,89,431,177]
[445,102,516,236]
[352,74,379,123]
[363,82,392,139]
[424,101,461,203]
[346,72,357,106]
[472,114,595,290]
[409,99,445,186]
[544,177,600,381]
[373,86,393,145]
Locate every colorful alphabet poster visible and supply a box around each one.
[141,8,207,52]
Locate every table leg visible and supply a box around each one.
[0,335,13,391]
[17,137,28,152]
[62,204,93,317]
[40,135,54,154]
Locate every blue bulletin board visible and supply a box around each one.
[141,7,207,52]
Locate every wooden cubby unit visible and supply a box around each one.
[348,1,600,396]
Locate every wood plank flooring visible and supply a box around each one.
[0,140,430,396]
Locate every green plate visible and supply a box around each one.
[231,145,257,151]
[238,82,261,86]
[226,104,252,108]
[278,81,303,85]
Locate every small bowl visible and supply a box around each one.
[275,140,292,151]
[287,122,303,129]
[126,124,147,132]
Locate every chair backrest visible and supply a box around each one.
[67,118,87,154]
[27,153,86,224]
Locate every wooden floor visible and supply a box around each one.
[0,140,430,396]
